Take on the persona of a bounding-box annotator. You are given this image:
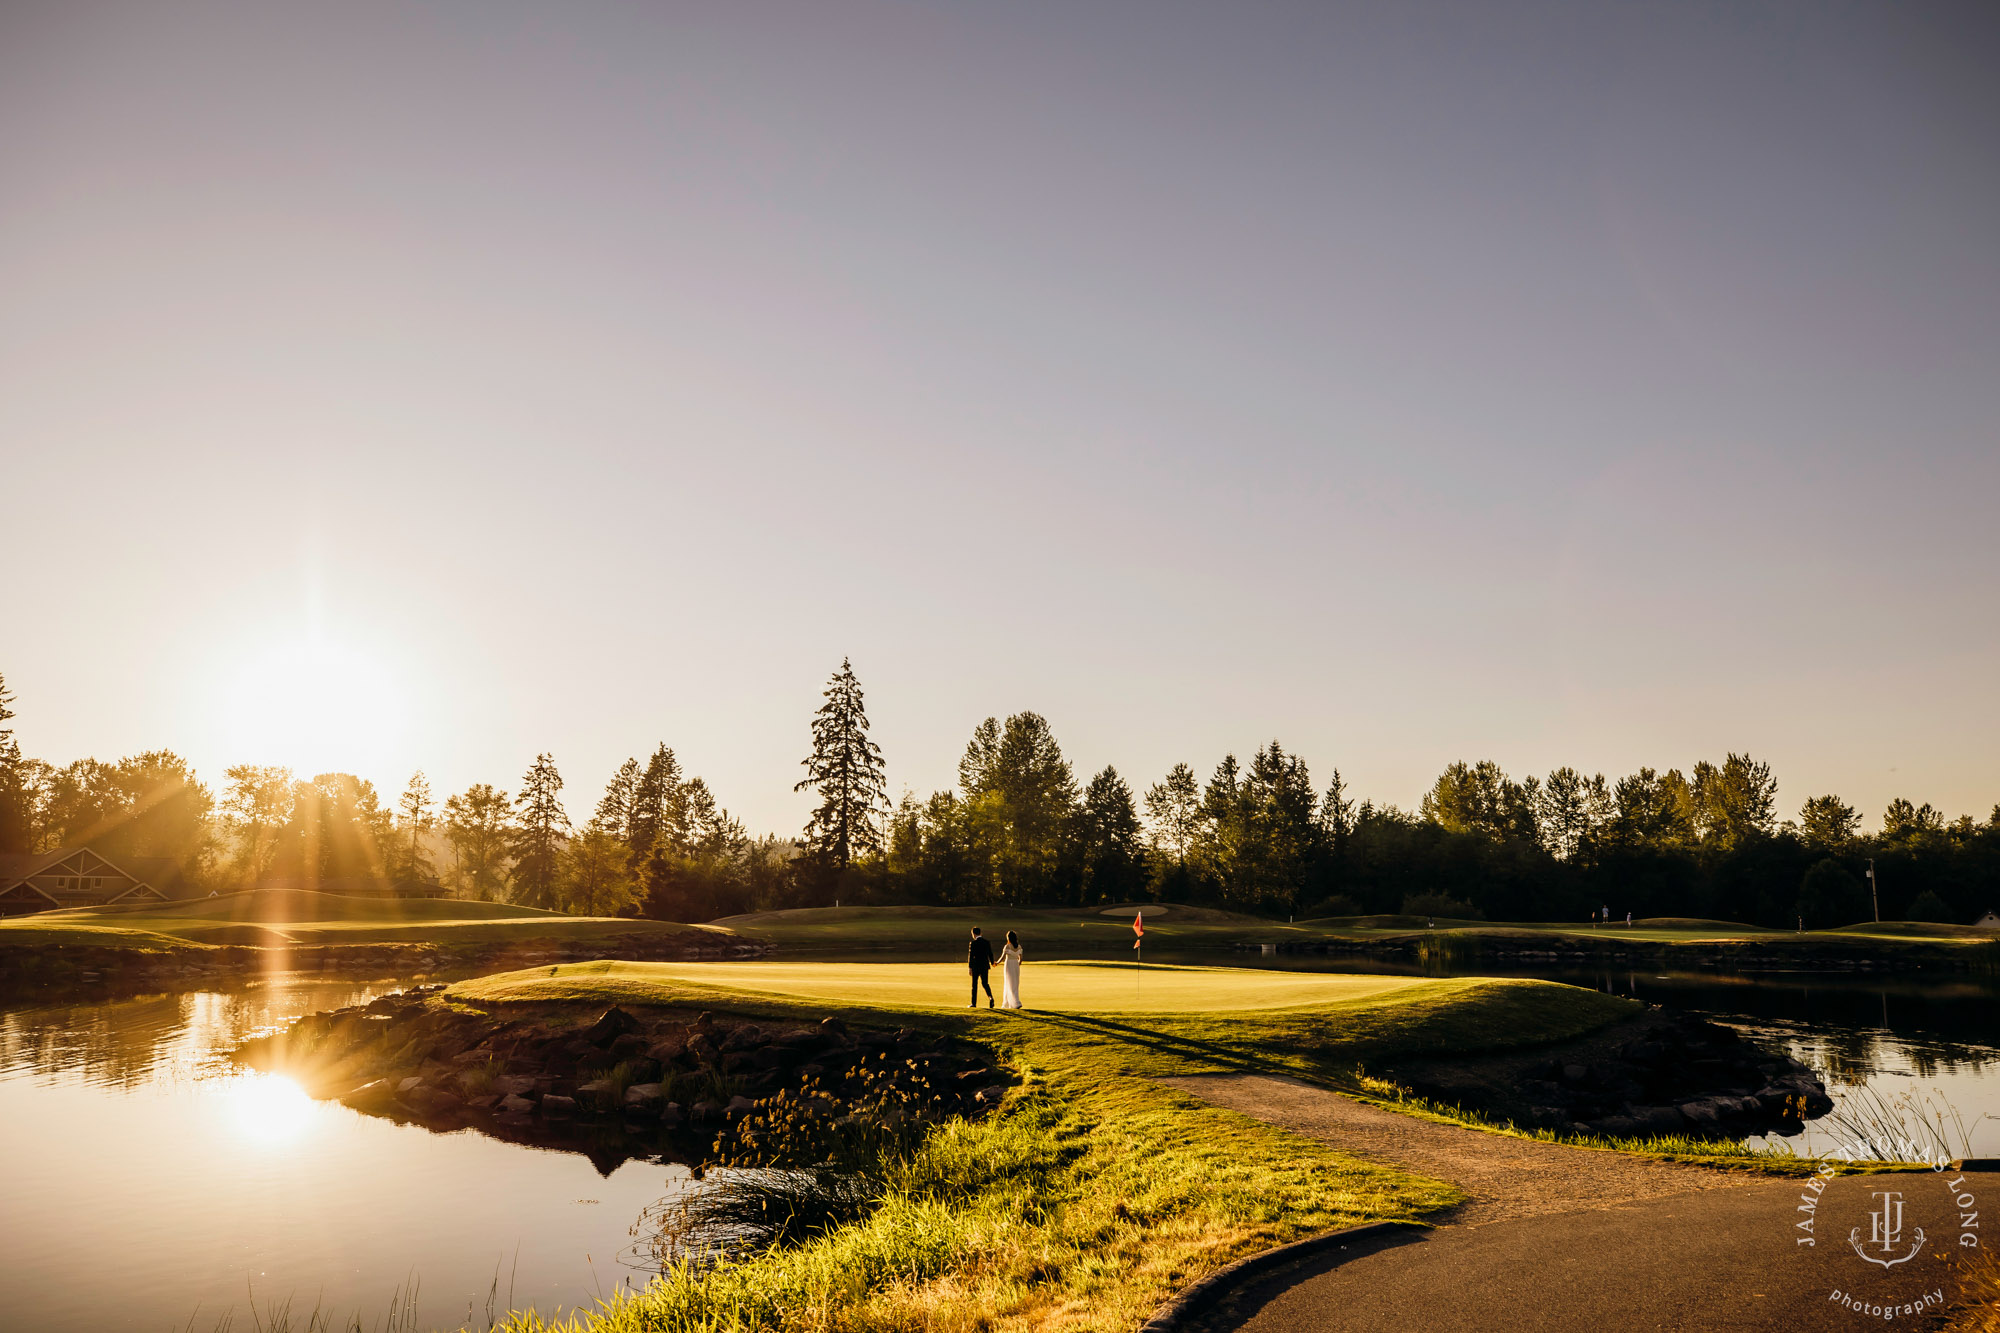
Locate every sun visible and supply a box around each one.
[221,633,409,778]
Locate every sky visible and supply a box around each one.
[2,0,1997,834]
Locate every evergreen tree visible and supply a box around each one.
[1078,766,1146,904]
[1234,741,1323,911]
[630,745,686,866]
[595,758,641,843]
[397,772,436,884]
[512,754,571,909]
[794,659,888,879]
[0,672,27,854]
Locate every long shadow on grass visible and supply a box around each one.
[1008,1010,1306,1078]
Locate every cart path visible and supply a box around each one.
[1159,1074,1980,1332]
[1158,1072,1758,1227]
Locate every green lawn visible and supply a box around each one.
[458,958,1428,1013]
[0,888,716,950]
[452,959,1635,1333]
[722,904,1996,959]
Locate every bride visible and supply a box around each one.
[999,930,1024,1010]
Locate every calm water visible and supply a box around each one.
[1,957,1995,1332]
[0,976,690,1332]
[1223,950,2000,1158]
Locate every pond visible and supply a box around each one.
[2,955,1995,1332]
[0,975,691,1332]
[1223,949,2000,1159]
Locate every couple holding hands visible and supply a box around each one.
[966,926,1024,1009]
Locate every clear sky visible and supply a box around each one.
[3,1,1996,834]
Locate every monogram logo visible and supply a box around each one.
[1849,1190,1925,1269]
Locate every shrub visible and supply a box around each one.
[1904,890,1956,924]
[1400,892,1483,921]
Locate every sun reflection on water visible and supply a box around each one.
[224,1071,317,1146]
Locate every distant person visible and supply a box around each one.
[1626,910,1633,928]
[999,930,1024,1010]
[967,927,996,1008]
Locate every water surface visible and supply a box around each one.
[0,976,687,1332]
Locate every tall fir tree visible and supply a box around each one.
[595,758,641,839]
[795,658,888,878]
[0,672,33,854]
[512,754,571,908]
[397,771,436,884]
[629,745,685,867]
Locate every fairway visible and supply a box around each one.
[459,958,1430,1013]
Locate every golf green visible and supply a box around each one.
[457,958,1429,1013]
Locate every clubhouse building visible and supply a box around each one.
[0,847,185,917]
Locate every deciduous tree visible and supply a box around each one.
[444,783,514,900]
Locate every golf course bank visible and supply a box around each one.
[0,889,761,1000]
[237,960,1827,1332]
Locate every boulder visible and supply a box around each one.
[647,1036,688,1063]
[540,1094,577,1118]
[724,1095,756,1118]
[576,1079,616,1111]
[395,1076,425,1095]
[1679,1099,1722,1127]
[719,1025,765,1053]
[1628,1105,1685,1135]
[609,1032,651,1059]
[623,1083,665,1113]
[974,1086,1005,1108]
[585,1007,641,1046]
[659,1102,686,1129]
[690,1100,720,1123]
[491,1075,537,1098]
[342,1079,395,1107]
[499,1093,536,1115]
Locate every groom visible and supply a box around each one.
[967,926,996,1008]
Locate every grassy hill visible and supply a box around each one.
[0,888,723,952]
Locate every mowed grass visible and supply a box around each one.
[457,959,1428,1013]
[719,903,1283,953]
[724,905,1998,960]
[0,888,718,949]
[455,959,1635,1333]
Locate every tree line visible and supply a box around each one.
[2,664,1995,926]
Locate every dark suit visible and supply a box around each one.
[968,936,996,1006]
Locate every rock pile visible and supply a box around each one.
[241,988,1009,1160]
[1389,1009,1834,1140]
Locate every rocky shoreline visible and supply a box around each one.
[1380,1007,1836,1140]
[239,986,1009,1170]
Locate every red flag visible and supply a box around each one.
[1132,909,1144,949]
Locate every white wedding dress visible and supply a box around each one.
[999,943,1023,1009]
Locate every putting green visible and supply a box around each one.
[456,959,1429,1013]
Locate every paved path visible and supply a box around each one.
[1163,1074,1982,1332]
